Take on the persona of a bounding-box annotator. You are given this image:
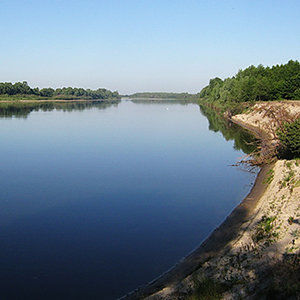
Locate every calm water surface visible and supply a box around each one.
[0,100,255,300]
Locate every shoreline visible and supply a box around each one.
[120,165,271,299]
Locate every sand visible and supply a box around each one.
[120,101,300,300]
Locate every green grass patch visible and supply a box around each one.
[186,277,229,300]
[263,169,274,184]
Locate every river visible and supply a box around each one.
[0,100,256,300]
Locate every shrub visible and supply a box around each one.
[277,118,300,159]
[186,277,229,300]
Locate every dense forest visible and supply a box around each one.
[0,81,119,100]
[199,60,300,105]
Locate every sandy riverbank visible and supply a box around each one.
[121,101,300,300]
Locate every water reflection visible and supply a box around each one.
[0,99,258,157]
[0,100,121,118]
[199,104,257,155]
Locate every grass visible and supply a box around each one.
[291,229,300,239]
[266,253,300,299]
[186,277,229,300]
[278,160,300,193]
[288,216,294,225]
[284,169,295,183]
[252,215,278,244]
[0,94,52,101]
[263,169,274,184]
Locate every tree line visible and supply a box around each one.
[199,60,300,104]
[128,92,199,100]
[0,81,119,100]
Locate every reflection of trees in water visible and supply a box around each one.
[199,104,257,155]
[0,100,121,118]
[1,101,257,156]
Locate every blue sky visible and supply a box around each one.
[1,0,299,94]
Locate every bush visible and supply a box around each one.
[277,118,300,159]
[186,277,229,300]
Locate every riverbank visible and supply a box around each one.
[120,166,270,300]
[121,101,300,299]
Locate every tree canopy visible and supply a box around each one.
[199,60,300,104]
[0,81,119,100]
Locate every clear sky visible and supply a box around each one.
[1,0,299,95]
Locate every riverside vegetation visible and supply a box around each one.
[199,60,300,107]
[199,60,300,164]
[0,81,120,101]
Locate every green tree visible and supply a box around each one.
[1,82,15,95]
[40,88,55,97]
[199,60,300,106]
[282,74,300,99]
